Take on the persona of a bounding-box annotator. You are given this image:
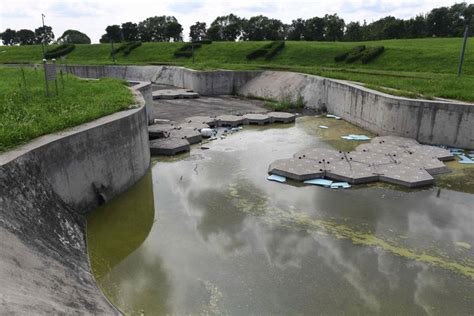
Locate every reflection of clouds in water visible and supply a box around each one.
[412,263,446,316]
[376,249,401,291]
[406,191,474,252]
[314,235,382,312]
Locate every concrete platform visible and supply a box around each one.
[215,115,247,127]
[269,136,455,188]
[152,89,199,100]
[243,113,271,125]
[267,112,296,123]
[150,138,190,155]
[148,123,176,139]
[168,128,202,145]
[183,116,217,128]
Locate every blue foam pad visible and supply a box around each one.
[330,182,351,189]
[267,174,287,183]
[304,179,333,187]
[457,155,474,164]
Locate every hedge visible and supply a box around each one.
[111,41,142,57]
[334,45,366,62]
[246,41,285,60]
[44,44,75,59]
[360,46,385,64]
[173,41,211,58]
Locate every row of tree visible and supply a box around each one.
[0,27,91,46]
[3,2,473,45]
[99,3,473,43]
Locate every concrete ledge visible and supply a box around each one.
[0,85,150,314]
[62,65,474,149]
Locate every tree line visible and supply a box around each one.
[2,2,473,46]
[100,3,473,43]
[0,27,91,46]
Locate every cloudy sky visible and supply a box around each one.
[0,0,471,43]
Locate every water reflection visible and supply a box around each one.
[88,117,474,315]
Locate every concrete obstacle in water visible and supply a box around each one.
[152,89,199,99]
[148,111,296,156]
[268,136,455,188]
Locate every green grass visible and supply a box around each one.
[0,38,473,101]
[0,67,133,152]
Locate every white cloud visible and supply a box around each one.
[0,0,470,43]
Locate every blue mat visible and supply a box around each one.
[457,155,474,164]
[304,179,333,187]
[330,182,351,189]
[267,174,287,183]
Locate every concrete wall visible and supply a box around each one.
[0,87,150,313]
[63,65,474,149]
[238,71,474,149]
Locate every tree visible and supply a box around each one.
[304,17,325,41]
[34,25,54,45]
[121,22,139,41]
[58,30,91,44]
[208,14,242,41]
[189,22,207,41]
[324,14,345,41]
[137,16,181,42]
[344,22,363,41]
[427,7,451,37]
[165,21,183,41]
[1,29,17,45]
[405,15,428,38]
[104,25,123,42]
[287,18,306,40]
[265,19,286,40]
[16,29,36,45]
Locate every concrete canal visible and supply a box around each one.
[87,116,474,315]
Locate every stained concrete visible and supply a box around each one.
[269,136,454,188]
[152,89,199,99]
[62,65,474,149]
[150,138,190,155]
[0,86,150,314]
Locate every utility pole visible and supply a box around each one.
[41,14,46,57]
[457,24,469,78]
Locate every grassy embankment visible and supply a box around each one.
[1,38,473,102]
[0,67,133,152]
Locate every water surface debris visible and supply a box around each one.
[267,174,287,183]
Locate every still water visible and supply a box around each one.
[87,116,474,315]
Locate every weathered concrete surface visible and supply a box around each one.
[0,88,150,314]
[61,65,474,148]
[269,136,454,188]
[152,88,199,99]
[238,71,474,149]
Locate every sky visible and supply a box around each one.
[1,0,472,43]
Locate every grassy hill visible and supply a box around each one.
[1,38,473,102]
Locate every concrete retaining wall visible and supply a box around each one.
[0,86,150,313]
[63,65,474,149]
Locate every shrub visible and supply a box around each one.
[334,52,349,62]
[44,44,75,59]
[265,41,285,60]
[343,45,366,63]
[173,42,205,58]
[111,41,142,57]
[246,41,285,60]
[174,51,193,58]
[360,46,385,64]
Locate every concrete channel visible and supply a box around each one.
[0,64,473,313]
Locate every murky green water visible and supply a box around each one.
[87,116,474,315]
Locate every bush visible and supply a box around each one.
[334,45,365,63]
[173,42,206,58]
[265,41,285,60]
[360,46,385,64]
[44,44,75,59]
[111,41,142,57]
[343,45,366,63]
[246,41,285,60]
